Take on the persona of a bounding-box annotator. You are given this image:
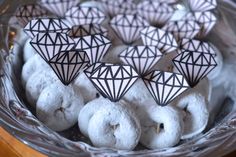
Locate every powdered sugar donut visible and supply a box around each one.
[25,69,59,107]
[73,72,100,103]
[87,98,141,150]
[137,99,183,149]
[78,97,107,137]
[174,92,209,139]
[23,38,37,62]
[37,82,84,131]
[21,54,49,87]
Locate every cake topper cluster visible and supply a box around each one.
[16,0,218,104]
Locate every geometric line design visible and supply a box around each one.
[188,0,217,12]
[48,50,90,85]
[15,4,48,27]
[87,64,139,102]
[39,0,81,17]
[65,6,106,26]
[30,32,75,62]
[143,70,189,106]
[119,46,163,76]
[74,34,112,64]
[110,14,149,44]
[172,50,217,87]
[140,26,178,54]
[137,0,174,26]
[24,18,70,38]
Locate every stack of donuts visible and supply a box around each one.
[17,0,224,151]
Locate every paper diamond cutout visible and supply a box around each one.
[68,24,108,38]
[39,0,81,17]
[172,51,217,87]
[143,70,189,106]
[194,11,217,37]
[74,34,112,64]
[163,16,201,40]
[140,26,178,54]
[188,0,217,12]
[30,32,75,62]
[110,14,149,44]
[24,18,70,38]
[65,6,106,26]
[84,62,105,76]
[48,50,90,85]
[15,4,48,27]
[119,46,163,76]
[87,64,139,102]
[99,0,136,17]
[137,0,174,26]
[179,38,216,56]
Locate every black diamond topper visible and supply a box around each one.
[179,38,216,56]
[30,32,75,62]
[86,64,139,102]
[137,0,174,26]
[48,50,90,85]
[119,46,163,76]
[68,24,108,38]
[110,14,149,44]
[163,15,201,40]
[99,0,136,17]
[74,34,111,64]
[140,26,178,54]
[172,50,217,87]
[194,11,217,38]
[39,0,81,17]
[143,70,189,106]
[65,6,106,26]
[188,0,217,12]
[24,18,70,38]
[15,4,48,27]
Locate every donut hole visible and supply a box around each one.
[110,123,120,131]
[96,93,100,98]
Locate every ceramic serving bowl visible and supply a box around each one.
[1,0,236,156]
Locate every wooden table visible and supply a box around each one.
[0,127,235,157]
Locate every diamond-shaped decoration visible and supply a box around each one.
[74,34,112,64]
[110,14,149,44]
[172,50,217,87]
[24,18,70,38]
[84,62,105,76]
[143,70,189,106]
[99,0,136,17]
[39,0,81,17]
[188,0,217,12]
[179,38,216,56]
[48,50,90,85]
[163,15,201,40]
[119,46,163,76]
[87,64,139,102]
[65,6,106,26]
[140,26,178,54]
[194,11,217,38]
[15,4,48,27]
[68,24,108,38]
[30,32,75,62]
[137,0,174,26]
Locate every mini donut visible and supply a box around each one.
[174,92,209,139]
[21,54,49,87]
[23,38,37,62]
[137,99,183,149]
[36,82,84,131]
[102,45,127,64]
[87,98,141,150]
[73,72,100,103]
[123,79,153,111]
[25,69,59,107]
[78,97,107,137]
